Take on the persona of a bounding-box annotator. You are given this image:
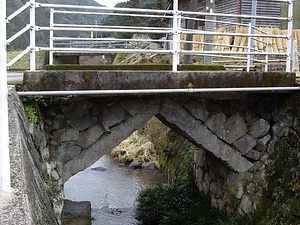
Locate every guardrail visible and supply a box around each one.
[6,0,294,72]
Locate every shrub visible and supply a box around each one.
[135,150,232,225]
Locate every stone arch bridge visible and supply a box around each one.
[21,70,296,182]
[21,70,300,217]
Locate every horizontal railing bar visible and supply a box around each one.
[251,37,268,44]
[53,10,172,19]
[181,50,287,56]
[52,37,171,43]
[181,40,249,49]
[37,47,172,54]
[37,3,171,14]
[17,86,300,97]
[181,10,289,21]
[6,2,30,22]
[37,26,171,34]
[181,29,287,39]
[7,25,31,44]
[52,23,171,31]
[36,47,287,57]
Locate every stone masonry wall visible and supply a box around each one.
[34,93,299,219]
[193,93,299,216]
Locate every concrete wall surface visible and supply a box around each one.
[0,86,58,225]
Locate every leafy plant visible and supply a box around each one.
[44,175,61,199]
[24,105,38,123]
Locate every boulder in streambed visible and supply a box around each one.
[61,199,91,225]
[91,166,107,172]
[129,160,142,169]
[141,161,156,170]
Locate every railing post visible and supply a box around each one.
[30,0,36,71]
[247,23,252,72]
[49,8,54,65]
[0,0,11,192]
[264,38,269,72]
[248,0,257,69]
[203,0,215,65]
[172,0,179,72]
[286,0,294,72]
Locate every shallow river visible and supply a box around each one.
[64,155,167,225]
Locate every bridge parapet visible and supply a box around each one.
[22,70,296,96]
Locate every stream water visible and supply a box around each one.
[64,155,167,225]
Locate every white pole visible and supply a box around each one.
[30,0,36,71]
[49,8,54,65]
[247,23,252,72]
[248,0,257,68]
[0,0,11,192]
[286,0,293,72]
[172,0,179,72]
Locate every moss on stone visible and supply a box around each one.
[45,64,225,71]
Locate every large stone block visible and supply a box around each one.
[76,124,104,149]
[61,101,93,120]
[53,128,79,142]
[121,99,145,116]
[216,113,247,144]
[68,116,98,131]
[205,112,226,133]
[233,134,257,156]
[181,99,209,122]
[248,118,270,139]
[56,143,82,164]
[99,103,127,130]
[61,200,91,225]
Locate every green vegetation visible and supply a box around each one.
[253,127,300,225]
[43,175,61,199]
[135,149,242,225]
[24,105,38,123]
[45,64,225,71]
[136,118,246,225]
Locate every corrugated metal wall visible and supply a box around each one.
[241,0,281,27]
[196,0,281,28]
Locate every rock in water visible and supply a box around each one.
[142,161,156,170]
[61,199,91,225]
[91,166,107,171]
[129,160,142,169]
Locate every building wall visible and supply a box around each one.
[241,0,281,27]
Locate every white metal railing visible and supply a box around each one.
[6,0,294,72]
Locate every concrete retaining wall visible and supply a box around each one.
[0,87,58,225]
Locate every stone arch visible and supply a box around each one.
[48,96,254,183]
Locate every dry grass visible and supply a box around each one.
[110,130,158,165]
[7,50,48,70]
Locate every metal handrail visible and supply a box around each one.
[6,0,294,72]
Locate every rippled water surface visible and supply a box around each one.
[64,155,167,225]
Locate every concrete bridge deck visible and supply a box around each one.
[21,70,296,96]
